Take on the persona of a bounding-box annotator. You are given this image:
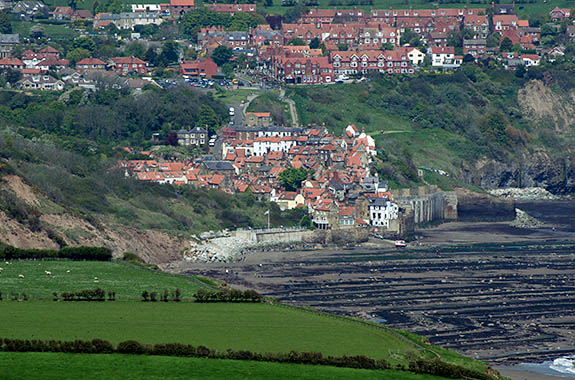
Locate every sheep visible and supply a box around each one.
[0,267,3,271]
[66,270,70,273]
[18,274,24,279]
[45,271,52,275]
[94,277,98,280]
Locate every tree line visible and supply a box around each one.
[56,288,116,302]
[0,337,499,379]
[0,246,112,261]
[193,288,263,303]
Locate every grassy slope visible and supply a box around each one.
[0,352,449,380]
[0,261,216,300]
[0,302,421,362]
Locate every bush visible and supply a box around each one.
[117,340,148,355]
[193,288,263,303]
[0,245,112,261]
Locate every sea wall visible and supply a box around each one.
[391,185,458,225]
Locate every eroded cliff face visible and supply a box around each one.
[0,175,188,264]
[458,80,575,195]
[472,153,575,194]
[518,80,575,131]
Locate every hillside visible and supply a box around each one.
[0,140,305,263]
[0,353,455,380]
[289,66,575,193]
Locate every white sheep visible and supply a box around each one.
[66,270,70,273]
[94,277,98,280]
[45,271,52,275]
[0,267,3,271]
[18,274,24,278]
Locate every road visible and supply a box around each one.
[279,88,299,128]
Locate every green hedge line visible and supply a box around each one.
[0,246,112,261]
[193,288,263,303]
[0,338,498,379]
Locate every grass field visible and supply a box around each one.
[0,352,450,380]
[0,302,425,363]
[0,261,215,301]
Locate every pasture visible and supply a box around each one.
[0,302,424,363]
[0,352,450,380]
[0,261,214,300]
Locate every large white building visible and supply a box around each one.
[368,197,399,228]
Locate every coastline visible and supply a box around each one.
[496,367,572,380]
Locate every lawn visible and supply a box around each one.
[213,88,255,105]
[0,302,423,363]
[0,352,450,380]
[0,261,214,301]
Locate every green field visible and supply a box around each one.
[0,302,425,363]
[0,261,215,301]
[0,352,450,380]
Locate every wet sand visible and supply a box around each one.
[497,367,573,380]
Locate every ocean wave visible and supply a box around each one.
[549,356,575,376]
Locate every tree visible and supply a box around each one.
[30,25,45,39]
[279,168,308,191]
[287,38,306,46]
[400,28,419,46]
[125,41,146,58]
[157,40,180,66]
[164,132,179,146]
[309,37,321,49]
[381,42,394,51]
[500,36,513,52]
[221,62,234,78]
[5,69,21,84]
[196,104,220,134]
[66,48,91,65]
[68,0,78,10]
[515,64,526,78]
[73,37,97,53]
[337,43,348,51]
[0,11,11,34]
[211,45,233,66]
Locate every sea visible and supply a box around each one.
[508,355,575,378]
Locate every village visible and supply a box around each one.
[0,0,574,90]
[117,118,411,234]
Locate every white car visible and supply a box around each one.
[229,107,235,116]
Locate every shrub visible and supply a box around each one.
[117,340,147,355]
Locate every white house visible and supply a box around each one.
[407,47,425,66]
[430,46,455,67]
[368,197,399,228]
[521,54,540,67]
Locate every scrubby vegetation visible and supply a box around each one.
[0,246,112,261]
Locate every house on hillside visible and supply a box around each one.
[77,57,107,71]
[170,0,194,17]
[111,56,148,75]
[0,34,19,58]
[245,112,272,127]
[179,57,218,78]
[17,75,65,91]
[550,7,571,21]
[177,127,208,147]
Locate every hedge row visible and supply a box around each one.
[409,358,495,380]
[0,338,498,379]
[193,288,263,303]
[0,246,112,261]
[57,289,116,302]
